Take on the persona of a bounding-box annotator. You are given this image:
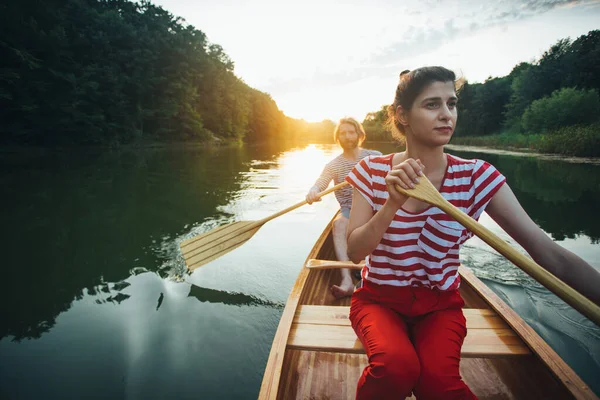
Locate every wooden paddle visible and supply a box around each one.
[180,182,349,271]
[305,259,365,270]
[393,177,600,327]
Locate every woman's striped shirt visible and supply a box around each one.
[346,153,506,291]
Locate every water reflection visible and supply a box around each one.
[2,144,599,343]
[188,285,284,308]
[448,150,600,242]
[0,141,337,341]
[0,143,298,340]
[1,143,599,399]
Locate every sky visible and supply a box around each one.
[152,0,600,122]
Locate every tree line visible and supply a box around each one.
[1,0,305,146]
[3,1,598,150]
[363,30,600,152]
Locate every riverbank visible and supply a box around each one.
[4,123,599,160]
[0,136,323,154]
[450,123,600,158]
[0,137,238,155]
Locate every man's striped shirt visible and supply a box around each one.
[346,153,506,291]
[312,148,382,209]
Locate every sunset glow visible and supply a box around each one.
[276,144,333,188]
[153,0,600,122]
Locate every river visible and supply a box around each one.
[0,142,598,399]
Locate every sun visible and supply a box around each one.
[276,144,332,188]
[274,78,386,123]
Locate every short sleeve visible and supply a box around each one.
[345,157,374,207]
[470,160,506,220]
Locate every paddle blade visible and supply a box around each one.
[180,221,260,271]
[394,175,445,207]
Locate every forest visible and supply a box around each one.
[1,0,305,146]
[2,1,599,155]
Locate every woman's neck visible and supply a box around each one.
[397,144,447,178]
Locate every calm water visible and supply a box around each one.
[1,142,599,399]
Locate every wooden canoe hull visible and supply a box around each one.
[259,213,597,400]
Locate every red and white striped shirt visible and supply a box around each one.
[346,153,506,291]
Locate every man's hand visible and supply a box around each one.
[306,187,322,204]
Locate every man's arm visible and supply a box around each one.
[306,163,334,204]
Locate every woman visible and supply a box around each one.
[345,66,600,400]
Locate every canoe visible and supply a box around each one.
[258,212,598,400]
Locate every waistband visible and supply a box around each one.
[362,279,458,300]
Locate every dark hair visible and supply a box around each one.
[386,66,463,139]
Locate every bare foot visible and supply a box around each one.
[330,276,355,299]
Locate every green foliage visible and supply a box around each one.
[450,123,600,157]
[362,105,392,142]
[503,31,600,131]
[0,0,291,146]
[454,76,513,137]
[522,88,600,133]
[449,132,542,150]
[536,123,600,157]
[244,89,288,142]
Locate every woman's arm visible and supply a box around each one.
[346,188,399,263]
[486,184,600,306]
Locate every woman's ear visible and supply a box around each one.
[396,106,409,127]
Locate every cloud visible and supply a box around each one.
[519,0,583,13]
[368,20,459,66]
[374,0,589,64]
[478,0,581,25]
[261,21,458,94]
[259,0,600,98]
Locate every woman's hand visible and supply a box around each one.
[385,158,425,209]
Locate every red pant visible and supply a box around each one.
[349,281,477,400]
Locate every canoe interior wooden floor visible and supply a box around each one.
[276,234,578,400]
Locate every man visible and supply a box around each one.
[306,117,381,298]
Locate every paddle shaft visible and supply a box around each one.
[253,181,349,227]
[395,183,600,327]
[305,259,365,270]
[181,181,349,271]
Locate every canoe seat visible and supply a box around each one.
[288,305,531,358]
